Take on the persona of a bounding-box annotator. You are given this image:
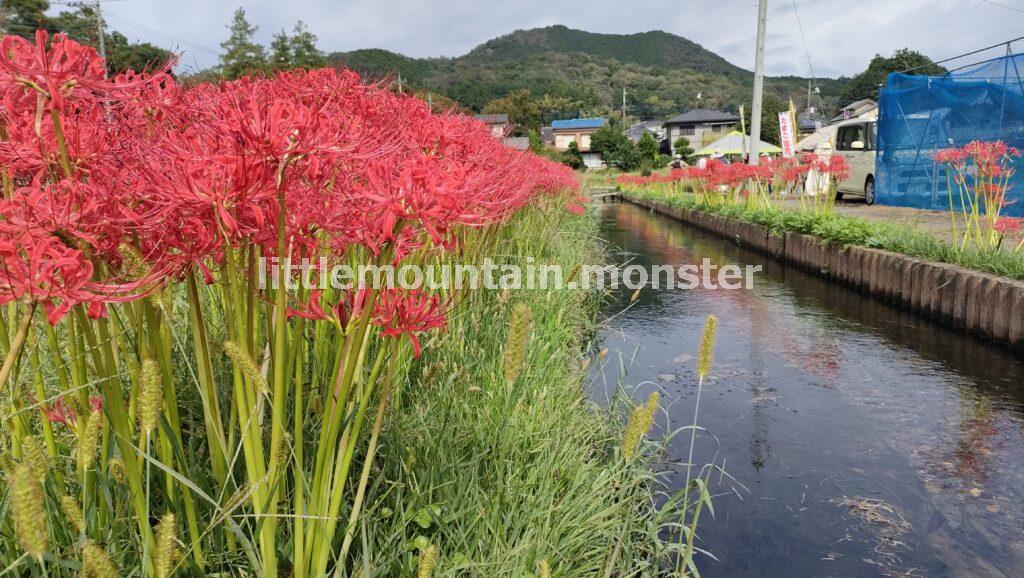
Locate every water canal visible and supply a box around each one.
[591,200,1024,577]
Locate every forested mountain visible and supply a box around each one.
[330,25,850,120]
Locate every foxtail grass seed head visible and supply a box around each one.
[273,432,291,464]
[117,243,150,280]
[621,392,660,460]
[138,358,163,435]
[223,340,268,394]
[108,458,126,483]
[154,512,177,578]
[60,495,84,534]
[82,540,122,578]
[538,559,552,578]
[78,409,102,472]
[503,303,532,387]
[11,462,47,559]
[417,544,437,578]
[696,315,717,380]
[20,435,49,483]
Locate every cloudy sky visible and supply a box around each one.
[92,0,1024,77]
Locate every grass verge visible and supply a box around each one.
[621,188,1024,281]
[353,206,667,576]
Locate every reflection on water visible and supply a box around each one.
[591,201,1024,578]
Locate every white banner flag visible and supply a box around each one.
[778,112,797,158]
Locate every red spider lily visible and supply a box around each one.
[371,288,447,357]
[0,30,578,328]
[40,394,102,426]
[0,30,172,111]
[995,217,1022,234]
[933,140,1020,251]
[933,147,969,167]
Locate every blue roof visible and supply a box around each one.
[551,118,606,130]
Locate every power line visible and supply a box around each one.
[900,34,1024,74]
[790,0,817,84]
[789,0,824,114]
[101,10,221,56]
[977,0,1024,13]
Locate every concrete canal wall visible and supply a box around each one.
[618,194,1024,351]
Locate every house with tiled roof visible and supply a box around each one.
[473,113,510,138]
[663,109,740,154]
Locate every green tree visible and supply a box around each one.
[636,131,659,162]
[289,21,325,69]
[219,7,267,79]
[737,95,785,146]
[840,48,945,103]
[565,141,585,170]
[1,0,49,38]
[270,29,292,71]
[482,89,541,135]
[673,137,695,161]
[48,5,173,75]
[590,125,641,171]
[105,32,174,74]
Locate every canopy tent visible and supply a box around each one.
[695,131,782,156]
[796,124,837,152]
[876,52,1024,216]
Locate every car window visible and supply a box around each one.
[868,122,877,151]
[837,124,866,151]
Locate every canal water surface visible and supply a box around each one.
[592,201,1024,577]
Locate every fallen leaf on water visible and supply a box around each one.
[659,374,676,381]
[673,353,692,364]
[969,488,983,498]
[987,504,1000,513]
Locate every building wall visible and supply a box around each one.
[553,129,597,151]
[667,122,733,154]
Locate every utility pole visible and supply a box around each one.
[749,0,768,165]
[95,0,107,77]
[621,87,627,127]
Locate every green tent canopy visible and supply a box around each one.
[695,130,782,156]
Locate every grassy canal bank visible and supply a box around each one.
[338,204,675,575]
[615,188,1024,349]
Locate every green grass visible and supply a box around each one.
[623,188,1024,281]
[351,207,671,576]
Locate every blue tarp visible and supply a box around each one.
[876,52,1024,216]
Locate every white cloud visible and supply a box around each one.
[94,0,1024,77]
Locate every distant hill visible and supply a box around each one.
[330,25,849,120]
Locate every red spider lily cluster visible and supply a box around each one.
[933,140,1020,251]
[616,153,848,211]
[0,31,577,332]
[0,31,583,575]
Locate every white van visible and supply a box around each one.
[832,119,877,204]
